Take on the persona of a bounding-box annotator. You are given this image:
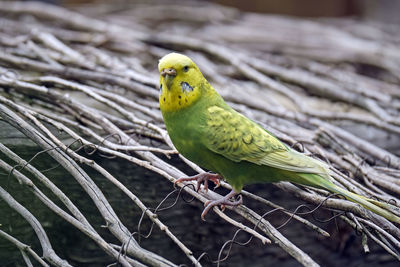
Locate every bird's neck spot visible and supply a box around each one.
[159,80,201,112]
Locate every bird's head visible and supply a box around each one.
[158,52,206,112]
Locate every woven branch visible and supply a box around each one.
[0,1,400,266]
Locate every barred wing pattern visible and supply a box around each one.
[205,106,328,175]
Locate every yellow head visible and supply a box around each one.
[158,53,207,113]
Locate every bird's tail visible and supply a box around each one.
[296,173,400,224]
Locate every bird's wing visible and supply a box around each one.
[204,106,328,174]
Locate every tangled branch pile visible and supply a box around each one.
[0,1,400,266]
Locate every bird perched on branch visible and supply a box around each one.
[158,52,400,223]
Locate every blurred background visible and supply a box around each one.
[31,0,400,24]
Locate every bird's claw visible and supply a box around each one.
[210,177,221,189]
[201,190,242,221]
[174,172,222,192]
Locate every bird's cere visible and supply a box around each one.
[161,68,177,77]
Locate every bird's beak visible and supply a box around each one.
[161,68,177,90]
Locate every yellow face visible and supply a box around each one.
[158,53,205,113]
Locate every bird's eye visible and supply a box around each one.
[183,66,189,72]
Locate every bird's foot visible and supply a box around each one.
[174,172,222,192]
[201,190,242,220]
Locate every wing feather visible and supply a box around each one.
[205,106,328,174]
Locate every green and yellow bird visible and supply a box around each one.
[158,52,400,223]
